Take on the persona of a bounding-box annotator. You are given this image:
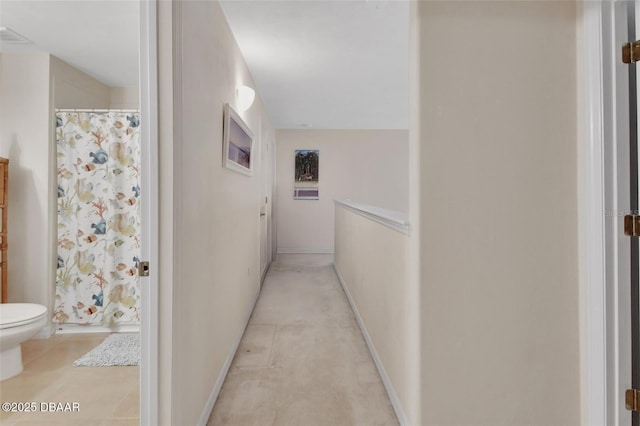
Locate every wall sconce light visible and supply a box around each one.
[236,85,255,111]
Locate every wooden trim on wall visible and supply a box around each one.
[0,157,7,303]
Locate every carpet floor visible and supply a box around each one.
[207,254,399,426]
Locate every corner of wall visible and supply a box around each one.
[109,86,140,110]
[47,54,57,333]
[406,3,422,425]
[49,55,110,109]
[157,0,176,423]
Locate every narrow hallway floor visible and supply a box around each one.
[208,254,399,426]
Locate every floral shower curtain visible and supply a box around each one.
[54,111,141,326]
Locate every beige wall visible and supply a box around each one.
[0,53,52,311]
[158,1,275,424]
[334,205,413,425]
[51,56,139,110]
[276,129,408,253]
[414,2,580,425]
[50,55,110,109]
[109,87,139,110]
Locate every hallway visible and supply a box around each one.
[208,254,399,426]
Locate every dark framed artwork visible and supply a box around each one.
[294,149,319,182]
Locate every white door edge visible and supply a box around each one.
[582,2,607,424]
[583,2,634,425]
[610,3,633,425]
[139,1,159,425]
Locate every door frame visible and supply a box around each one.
[259,115,269,281]
[583,2,633,425]
[139,0,159,424]
[259,114,275,283]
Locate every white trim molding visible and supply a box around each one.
[582,2,635,425]
[34,324,56,340]
[139,0,160,425]
[260,260,272,285]
[277,248,334,254]
[333,264,409,426]
[581,2,607,425]
[54,323,140,334]
[197,288,261,426]
[334,199,410,235]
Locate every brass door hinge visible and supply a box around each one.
[622,41,640,63]
[626,389,640,411]
[624,215,640,236]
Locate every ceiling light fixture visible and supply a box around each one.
[236,85,255,111]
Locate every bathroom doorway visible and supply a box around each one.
[0,1,158,424]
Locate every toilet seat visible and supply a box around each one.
[0,304,48,330]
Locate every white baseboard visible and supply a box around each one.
[260,260,272,285]
[33,323,56,339]
[332,263,409,426]
[54,323,140,334]
[277,248,334,254]
[197,287,261,426]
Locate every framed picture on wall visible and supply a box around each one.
[223,103,254,176]
[295,149,319,182]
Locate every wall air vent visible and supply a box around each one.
[0,27,32,44]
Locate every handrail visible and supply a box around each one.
[334,199,409,235]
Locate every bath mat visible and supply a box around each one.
[73,333,139,367]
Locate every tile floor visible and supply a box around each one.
[208,254,399,426]
[0,333,139,426]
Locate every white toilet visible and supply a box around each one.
[0,303,48,381]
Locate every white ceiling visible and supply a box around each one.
[0,0,139,88]
[220,0,409,129]
[0,0,408,129]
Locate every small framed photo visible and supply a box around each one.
[223,103,254,176]
[294,187,319,200]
